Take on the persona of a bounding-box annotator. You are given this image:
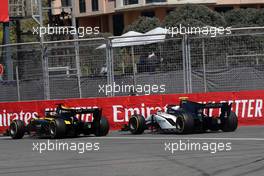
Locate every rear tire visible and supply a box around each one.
[129,114,146,135]
[175,111,194,134]
[208,118,220,132]
[94,116,110,136]
[221,112,238,132]
[49,118,66,139]
[83,122,92,135]
[9,120,25,139]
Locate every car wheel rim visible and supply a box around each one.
[10,123,17,136]
[176,117,184,132]
[129,117,137,130]
[50,123,56,136]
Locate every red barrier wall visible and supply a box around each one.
[0,90,263,133]
[0,0,9,22]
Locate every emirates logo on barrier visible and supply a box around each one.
[0,64,3,76]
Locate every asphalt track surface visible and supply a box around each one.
[0,126,264,176]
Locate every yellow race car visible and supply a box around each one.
[9,104,109,139]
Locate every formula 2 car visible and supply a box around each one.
[123,98,238,134]
[9,104,110,139]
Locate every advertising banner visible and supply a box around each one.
[0,0,9,22]
[0,90,263,133]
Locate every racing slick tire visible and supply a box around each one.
[83,122,92,135]
[94,116,110,137]
[49,118,66,139]
[129,114,146,135]
[9,120,25,139]
[221,111,238,132]
[175,111,194,134]
[208,118,220,132]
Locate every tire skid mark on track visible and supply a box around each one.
[234,165,264,176]
[211,157,264,175]
[164,155,211,176]
[164,154,259,162]
[0,157,167,175]
[0,155,151,170]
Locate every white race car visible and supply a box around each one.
[123,98,238,134]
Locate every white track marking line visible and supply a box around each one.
[1,136,264,141]
[0,136,11,139]
[89,137,264,141]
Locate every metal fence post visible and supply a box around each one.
[182,34,192,93]
[184,35,190,93]
[186,35,192,93]
[71,0,82,98]
[131,46,136,87]
[38,0,50,100]
[3,23,13,80]
[16,66,21,101]
[106,38,114,96]
[106,39,110,92]
[110,42,115,96]
[182,35,187,93]
[74,41,82,98]
[43,46,50,100]
[202,38,207,92]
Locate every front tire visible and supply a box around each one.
[129,114,146,135]
[175,111,194,134]
[49,118,66,139]
[9,120,25,139]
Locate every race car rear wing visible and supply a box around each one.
[179,100,232,117]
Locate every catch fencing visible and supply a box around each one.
[0,27,264,102]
